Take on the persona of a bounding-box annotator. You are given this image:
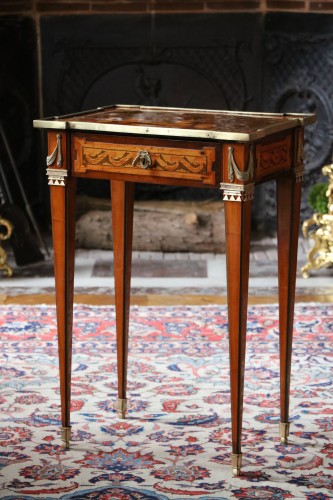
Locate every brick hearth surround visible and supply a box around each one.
[1,0,333,15]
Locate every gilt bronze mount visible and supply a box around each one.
[279,421,290,445]
[61,426,71,449]
[231,453,242,476]
[116,398,127,419]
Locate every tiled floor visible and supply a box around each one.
[1,236,333,298]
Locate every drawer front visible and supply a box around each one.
[72,135,217,185]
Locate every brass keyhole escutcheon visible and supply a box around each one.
[132,150,153,169]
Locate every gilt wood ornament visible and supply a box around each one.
[301,162,333,277]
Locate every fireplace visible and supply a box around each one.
[40,13,261,204]
[0,6,331,227]
[38,12,332,223]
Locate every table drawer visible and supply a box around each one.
[72,134,217,186]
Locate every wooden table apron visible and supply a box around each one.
[35,106,314,475]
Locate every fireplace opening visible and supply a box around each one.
[0,9,329,236]
[40,13,262,207]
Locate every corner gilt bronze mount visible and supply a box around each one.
[228,145,254,183]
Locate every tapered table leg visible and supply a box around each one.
[49,176,77,449]
[276,170,302,444]
[111,180,134,419]
[224,187,253,476]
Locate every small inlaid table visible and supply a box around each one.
[34,105,315,475]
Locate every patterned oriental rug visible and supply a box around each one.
[0,303,332,499]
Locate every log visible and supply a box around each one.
[75,198,225,253]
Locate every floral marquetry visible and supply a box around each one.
[256,136,291,179]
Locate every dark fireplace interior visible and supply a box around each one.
[0,10,330,232]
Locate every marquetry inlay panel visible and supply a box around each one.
[73,136,217,185]
[256,136,291,178]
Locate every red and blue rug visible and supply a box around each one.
[0,303,332,499]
